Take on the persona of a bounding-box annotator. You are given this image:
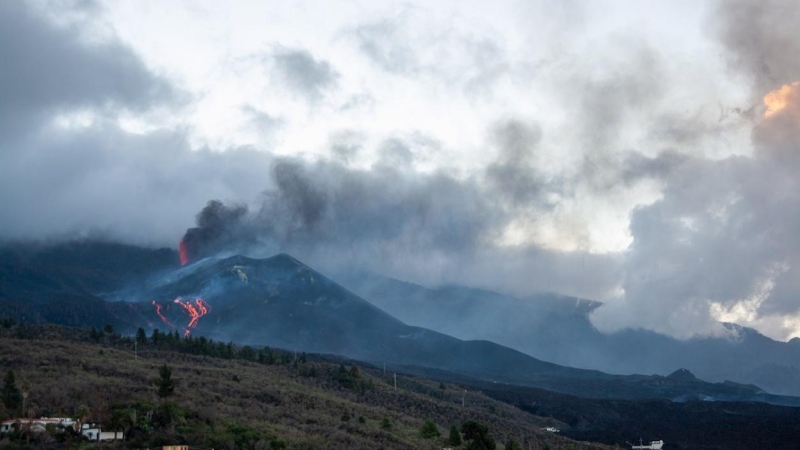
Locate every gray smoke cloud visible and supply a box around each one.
[179,143,621,299]
[270,47,340,101]
[713,0,800,92]
[0,1,274,246]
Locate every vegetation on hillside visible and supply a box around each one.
[0,323,606,449]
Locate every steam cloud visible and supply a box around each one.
[592,0,800,338]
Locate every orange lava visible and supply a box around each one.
[173,297,211,336]
[151,300,175,328]
[179,238,189,266]
[152,297,211,336]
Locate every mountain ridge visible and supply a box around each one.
[339,270,800,396]
[2,242,799,405]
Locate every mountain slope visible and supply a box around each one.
[122,253,800,405]
[340,272,800,396]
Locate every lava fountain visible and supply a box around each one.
[179,238,190,266]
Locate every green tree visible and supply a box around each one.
[505,439,522,450]
[157,364,174,399]
[461,420,495,450]
[420,419,440,439]
[448,425,462,446]
[2,370,22,414]
[341,409,351,422]
[151,329,162,345]
[380,417,392,430]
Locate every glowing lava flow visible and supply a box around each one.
[151,300,175,328]
[173,297,211,336]
[178,238,190,266]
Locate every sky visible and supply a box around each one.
[1,0,800,340]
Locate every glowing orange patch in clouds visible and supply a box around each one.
[764,82,800,118]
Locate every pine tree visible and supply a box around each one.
[157,364,174,399]
[136,328,147,344]
[1,370,22,414]
[341,409,351,422]
[380,417,392,430]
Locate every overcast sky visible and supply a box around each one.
[2,0,800,341]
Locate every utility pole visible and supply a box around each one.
[393,373,397,391]
[462,389,466,407]
[134,341,137,360]
[383,362,386,375]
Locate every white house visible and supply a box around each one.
[80,423,124,441]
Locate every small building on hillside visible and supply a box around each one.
[80,423,124,441]
[0,417,77,434]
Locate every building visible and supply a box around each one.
[80,423,124,441]
[0,417,76,434]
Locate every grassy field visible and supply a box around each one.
[0,325,609,449]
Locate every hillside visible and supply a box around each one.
[385,365,800,450]
[0,324,604,450]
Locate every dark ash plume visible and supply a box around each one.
[181,201,250,263]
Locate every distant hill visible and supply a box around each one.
[339,272,800,396]
[0,241,175,329]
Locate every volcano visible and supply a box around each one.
[135,253,575,380]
